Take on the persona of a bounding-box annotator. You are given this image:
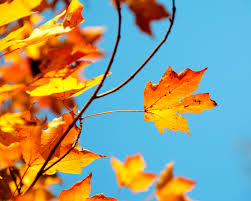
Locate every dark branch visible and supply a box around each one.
[42,119,83,174]
[26,0,122,192]
[9,167,20,194]
[96,0,176,98]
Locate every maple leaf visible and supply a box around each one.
[68,26,105,46]
[111,153,156,193]
[58,173,117,201]
[15,110,106,175]
[66,26,104,60]
[40,146,106,175]
[38,46,91,76]
[156,162,195,201]
[143,67,217,135]
[0,0,84,52]
[0,0,43,27]
[119,0,170,35]
[26,73,110,100]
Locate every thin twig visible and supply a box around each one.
[81,110,144,119]
[96,0,176,98]
[26,0,122,192]
[43,109,143,173]
[9,166,30,201]
[43,109,144,173]
[42,119,83,174]
[8,168,20,194]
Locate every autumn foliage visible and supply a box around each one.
[0,0,216,201]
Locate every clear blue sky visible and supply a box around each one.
[51,0,251,201]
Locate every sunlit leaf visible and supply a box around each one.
[156,162,195,201]
[58,173,117,201]
[111,153,156,193]
[0,0,84,52]
[143,67,217,135]
[0,0,42,27]
[26,73,110,100]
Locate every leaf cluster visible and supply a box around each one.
[0,0,216,200]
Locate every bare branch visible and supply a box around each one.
[96,0,176,98]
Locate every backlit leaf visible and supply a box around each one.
[58,173,117,201]
[119,0,170,35]
[26,73,110,100]
[0,0,42,27]
[0,0,84,52]
[156,163,195,201]
[111,153,156,193]
[143,67,217,135]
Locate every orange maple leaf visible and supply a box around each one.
[143,66,217,135]
[119,0,170,35]
[15,110,105,175]
[156,162,195,201]
[58,173,117,201]
[111,153,156,193]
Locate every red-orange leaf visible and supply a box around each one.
[111,153,156,193]
[143,67,217,135]
[156,163,195,201]
[119,0,170,35]
[58,173,117,201]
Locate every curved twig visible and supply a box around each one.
[42,119,83,174]
[80,109,144,119]
[96,0,176,98]
[26,0,122,192]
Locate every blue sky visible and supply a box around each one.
[50,0,251,201]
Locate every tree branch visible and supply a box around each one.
[26,0,122,192]
[42,119,83,174]
[96,0,176,98]
[8,168,20,194]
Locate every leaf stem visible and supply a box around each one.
[96,0,176,98]
[26,0,122,193]
[81,110,145,119]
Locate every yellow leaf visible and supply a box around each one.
[43,146,106,174]
[0,0,84,52]
[26,73,110,100]
[111,153,156,193]
[58,173,117,201]
[156,163,195,201]
[0,0,42,27]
